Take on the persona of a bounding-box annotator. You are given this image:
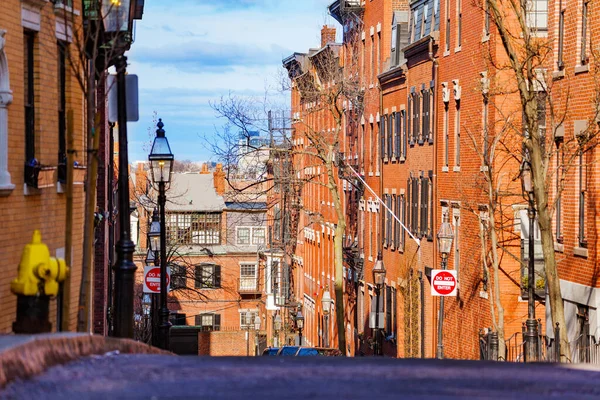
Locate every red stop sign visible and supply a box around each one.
[432,270,456,296]
[144,267,170,293]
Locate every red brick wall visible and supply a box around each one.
[198,330,257,356]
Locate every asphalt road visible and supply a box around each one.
[2,354,600,399]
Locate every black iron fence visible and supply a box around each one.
[480,322,599,363]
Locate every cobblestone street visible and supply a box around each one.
[3,355,600,399]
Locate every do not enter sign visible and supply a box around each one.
[143,266,171,294]
[431,269,457,296]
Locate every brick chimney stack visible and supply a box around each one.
[321,25,336,48]
[213,163,225,195]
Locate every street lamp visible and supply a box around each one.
[274,313,282,347]
[296,307,304,346]
[149,119,174,351]
[104,0,137,340]
[521,159,539,362]
[436,213,454,359]
[321,287,332,348]
[373,252,386,356]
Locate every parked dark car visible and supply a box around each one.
[261,347,280,356]
[274,346,342,356]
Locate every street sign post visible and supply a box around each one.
[143,266,170,294]
[431,269,457,296]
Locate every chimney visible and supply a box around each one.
[200,163,210,174]
[213,163,225,195]
[321,25,336,48]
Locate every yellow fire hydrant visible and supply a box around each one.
[11,230,69,333]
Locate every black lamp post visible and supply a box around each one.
[321,287,332,348]
[147,208,160,347]
[373,252,386,356]
[296,307,304,346]
[521,160,539,362]
[436,213,454,359]
[103,0,137,340]
[149,119,174,351]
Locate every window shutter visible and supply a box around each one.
[407,98,412,145]
[214,265,222,288]
[413,178,419,234]
[386,285,392,334]
[388,114,394,157]
[406,178,412,234]
[395,112,401,157]
[423,178,429,237]
[195,315,202,326]
[214,314,221,331]
[194,265,202,289]
[402,110,408,158]
[380,116,386,159]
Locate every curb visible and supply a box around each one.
[0,334,171,387]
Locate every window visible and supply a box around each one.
[380,115,386,159]
[377,32,381,75]
[555,148,564,243]
[557,9,565,69]
[240,263,257,291]
[456,0,462,48]
[361,38,366,85]
[387,114,393,158]
[240,310,259,329]
[195,264,221,289]
[445,0,450,52]
[58,41,67,180]
[422,86,430,143]
[358,286,365,334]
[401,110,407,159]
[580,0,589,65]
[237,227,251,245]
[408,175,420,235]
[391,25,397,52]
[453,209,461,282]
[578,150,587,247]
[455,104,461,167]
[407,95,413,145]
[386,194,392,247]
[484,0,490,37]
[170,264,187,289]
[394,112,401,158]
[371,34,375,83]
[483,97,489,164]
[195,313,221,331]
[443,104,449,167]
[527,0,548,32]
[420,175,431,238]
[412,8,420,42]
[166,212,221,245]
[385,285,396,336]
[252,227,266,245]
[24,31,35,163]
[411,88,420,143]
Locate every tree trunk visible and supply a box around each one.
[327,156,348,355]
[488,211,506,359]
[77,68,100,333]
[531,143,569,361]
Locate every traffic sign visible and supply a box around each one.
[143,266,170,294]
[431,269,457,296]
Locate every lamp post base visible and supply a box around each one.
[13,295,51,334]
[524,318,539,362]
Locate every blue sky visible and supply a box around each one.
[126,0,338,163]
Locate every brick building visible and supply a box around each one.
[132,165,269,355]
[0,0,87,332]
[280,0,600,361]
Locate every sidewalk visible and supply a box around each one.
[0,333,170,388]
